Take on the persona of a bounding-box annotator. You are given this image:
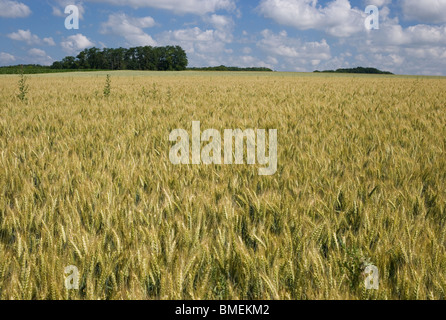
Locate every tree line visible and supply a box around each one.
[51,46,188,71]
[188,65,273,72]
[314,67,393,75]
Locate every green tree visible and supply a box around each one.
[62,56,76,69]
[76,50,89,69]
[52,45,189,71]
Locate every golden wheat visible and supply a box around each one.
[0,71,445,300]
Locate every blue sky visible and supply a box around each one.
[1,0,446,75]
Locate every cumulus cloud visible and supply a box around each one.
[258,0,366,37]
[253,29,332,71]
[158,24,237,67]
[7,29,41,45]
[0,52,16,65]
[365,0,391,7]
[242,47,252,54]
[160,27,220,52]
[235,55,274,69]
[43,37,56,46]
[401,0,446,24]
[28,48,54,65]
[202,14,234,42]
[155,13,235,67]
[52,0,85,19]
[85,0,236,15]
[204,14,234,30]
[363,8,446,48]
[61,34,95,54]
[346,8,446,75]
[101,13,157,46]
[28,48,47,56]
[258,29,331,60]
[7,30,57,47]
[0,0,31,18]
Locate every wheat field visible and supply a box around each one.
[0,71,445,300]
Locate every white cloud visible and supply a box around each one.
[7,30,58,47]
[52,0,85,19]
[258,0,365,37]
[7,29,41,45]
[255,29,332,71]
[61,34,95,54]
[27,48,54,65]
[235,55,274,69]
[365,0,391,7]
[0,0,31,18]
[28,48,47,57]
[266,56,278,65]
[346,10,446,75]
[160,27,218,51]
[202,14,234,42]
[365,19,446,47]
[401,0,446,24]
[158,26,236,67]
[86,0,236,15]
[242,47,252,54]
[258,29,331,60]
[204,14,234,30]
[0,52,16,64]
[101,13,157,46]
[43,37,56,46]
[402,24,446,45]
